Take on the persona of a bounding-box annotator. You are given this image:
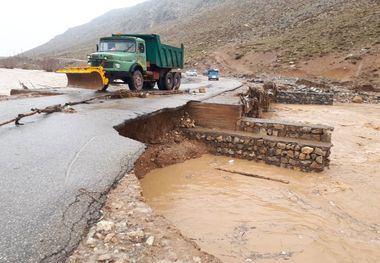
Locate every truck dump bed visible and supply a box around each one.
[112,34,184,69]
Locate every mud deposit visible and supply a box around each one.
[141,103,380,263]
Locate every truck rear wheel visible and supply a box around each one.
[128,70,143,91]
[173,72,181,90]
[158,72,174,90]
[157,72,174,90]
[166,72,174,90]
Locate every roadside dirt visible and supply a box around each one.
[203,45,380,87]
[135,134,209,179]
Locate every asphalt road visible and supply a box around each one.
[0,77,241,263]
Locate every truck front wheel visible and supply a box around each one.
[128,70,143,91]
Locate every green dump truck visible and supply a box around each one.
[57,34,184,91]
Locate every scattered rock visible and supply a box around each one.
[96,220,115,233]
[146,235,155,246]
[199,87,207,93]
[235,53,244,60]
[86,237,97,248]
[127,229,145,243]
[352,95,363,103]
[139,92,149,98]
[104,233,115,243]
[97,254,112,262]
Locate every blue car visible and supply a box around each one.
[208,69,220,81]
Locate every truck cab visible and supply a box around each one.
[88,36,147,88]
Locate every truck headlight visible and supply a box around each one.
[87,55,91,59]
[87,62,91,65]
[104,56,108,60]
[115,63,121,69]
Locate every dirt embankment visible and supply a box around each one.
[135,137,208,179]
[116,108,209,178]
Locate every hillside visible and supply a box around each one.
[24,0,220,58]
[22,0,380,85]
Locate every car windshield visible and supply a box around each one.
[209,70,219,74]
[99,39,136,52]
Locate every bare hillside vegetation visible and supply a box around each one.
[17,0,380,84]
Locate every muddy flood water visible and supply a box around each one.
[141,103,380,263]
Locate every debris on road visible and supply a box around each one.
[216,167,290,184]
[0,89,190,127]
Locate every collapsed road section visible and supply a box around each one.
[117,101,333,179]
[67,80,340,262]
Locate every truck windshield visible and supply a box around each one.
[99,40,136,52]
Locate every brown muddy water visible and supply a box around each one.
[141,103,380,263]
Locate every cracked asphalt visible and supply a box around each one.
[0,77,241,263]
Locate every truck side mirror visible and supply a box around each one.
[96,44,99,52]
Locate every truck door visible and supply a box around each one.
[137,41,147,70]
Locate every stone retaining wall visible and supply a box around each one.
[277,91,334,105]
[187,102,242,130]
[184,128,332,172]
[239,117,333,143]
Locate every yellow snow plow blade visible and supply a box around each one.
[56,66,109,90]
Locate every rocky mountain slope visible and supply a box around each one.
[23,0,380,84]
[24,0,220,58]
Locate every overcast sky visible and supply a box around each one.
[0,0,148,57]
